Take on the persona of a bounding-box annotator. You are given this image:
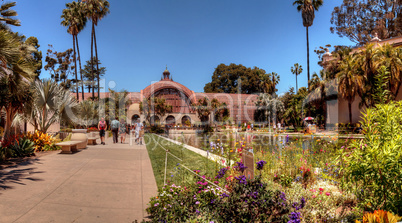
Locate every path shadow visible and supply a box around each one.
[0,157,44,193]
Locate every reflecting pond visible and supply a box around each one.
[167,132,326,154]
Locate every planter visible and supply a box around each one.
[71,129,88,149]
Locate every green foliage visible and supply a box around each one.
[9,137,35,158]
[146,175,293,222]
[373,66,391,104]
[340,101,402,215]
[44,46,75,90]
[25,36,42,78]
[204,63,279,94]
[81,57,106,93]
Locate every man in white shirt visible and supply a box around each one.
[135,120,143,145]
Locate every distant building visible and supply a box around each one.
[80,68,258,126]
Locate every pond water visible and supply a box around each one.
[167,132,319,154]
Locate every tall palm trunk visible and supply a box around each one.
[91,22,95,99]
[75,35,84,100]
[94,27,100,99]
[306,27,310,87]
[296,72,298,92]
[73,34,78,100]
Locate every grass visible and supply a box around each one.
[145,134,222,188]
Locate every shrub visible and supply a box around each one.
[9,137,35,158]
[341,101,402,215]
[24,131,59,151]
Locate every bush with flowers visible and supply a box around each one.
[24,130,59,151]
[146,160,308,222]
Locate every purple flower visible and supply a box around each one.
[292,197,306,211]
[279,192,286,202]
[256,160,267,170]
[195,201,200,205]
[288,212,301,223]
[221,193,229,198]
[196,209,200,214]
[234,162,248,173]
[235,175,247,185]
[215,167,228,179]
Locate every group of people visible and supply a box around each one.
[97,117,144,145]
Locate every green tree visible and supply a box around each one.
[140,97,172,125]
[204,63,273,94]
[293,0,323,86]
[77,99,98,128]
[108,89,131,121]
[193,97,212,124]
[291,63,303,92]
[83,0,110,99]
[82,57,106,93]
[0,1,20,30]
[44,45,75,90]
[330,0,402,45]
[255,93,284,129]
[0,30,36,138]
[337,54,363,123]
[374,44,402,98]
[25,37,42,78]
[61,1,87,100]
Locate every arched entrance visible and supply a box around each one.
[181,116,191,126]
[131,114,140,124]
[150,115,160,125]
[166,115,176,125]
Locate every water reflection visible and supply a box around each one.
[167,132,314,153]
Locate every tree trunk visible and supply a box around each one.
[296,72,298,92]
[76,35,84,101]
[306,26,310,88]
[3,106,14,139]
[91,22,95,99]
[73,34,78,100]
[348,101,352,124]
[94,27,100,99]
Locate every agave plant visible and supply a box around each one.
[9,137,35,158]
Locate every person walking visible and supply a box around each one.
[111,117,120,144]
[98,117,107,145]
[119,118,127,144]
[135,119,143,145]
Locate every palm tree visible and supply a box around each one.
[0,2,20,30]
[293,0,323,87]
[291,63,303,92]
[337,55,363,123]
[15,79,78,133]
[61,1,87,100]
[0,30,36,138]
[255,93,284,131]
[82,0,110,99]
[375,44,402,98]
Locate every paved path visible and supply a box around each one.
[0,136,157,223]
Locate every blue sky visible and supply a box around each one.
[13,0,354,95]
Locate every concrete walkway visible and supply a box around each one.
[0,136,157,223]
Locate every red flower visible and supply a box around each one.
[325,192,330,196]
[319,188,324,191]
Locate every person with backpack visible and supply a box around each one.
[111,117,120,144]
[98,117,107,145]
